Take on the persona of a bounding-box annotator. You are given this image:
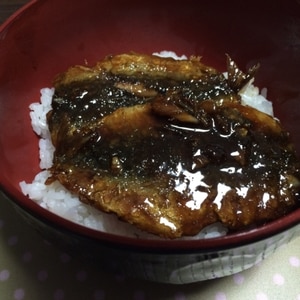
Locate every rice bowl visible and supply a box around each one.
[1,0,300,284]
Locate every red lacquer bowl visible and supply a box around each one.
[0,0,300,284]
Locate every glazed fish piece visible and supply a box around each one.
[46,53,300,238]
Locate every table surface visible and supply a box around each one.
[1,1,300,299]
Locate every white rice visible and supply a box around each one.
[19,51,273,239]
[152,50,188,60]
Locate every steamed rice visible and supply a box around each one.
[19,51,273,239]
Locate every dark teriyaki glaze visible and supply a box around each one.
[46,53,300,238]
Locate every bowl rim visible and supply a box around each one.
[0,0,37,31]
[1,0,300,254]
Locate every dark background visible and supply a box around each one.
[0,0,29,24]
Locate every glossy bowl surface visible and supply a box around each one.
[0,0,300,284]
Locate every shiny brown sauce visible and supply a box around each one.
[46,54,300,238]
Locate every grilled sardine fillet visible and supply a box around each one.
[46,53,300,238]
